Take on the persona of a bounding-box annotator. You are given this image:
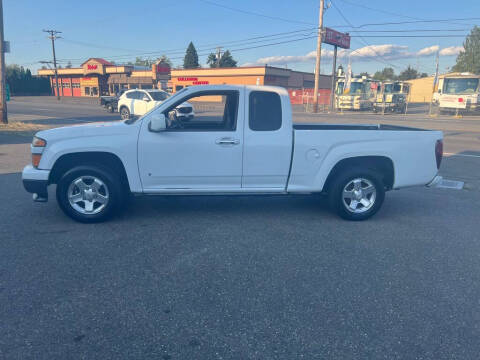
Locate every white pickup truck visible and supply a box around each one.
[22,85,443,223]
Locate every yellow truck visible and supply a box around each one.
[336,77,379,111]
[373,81,410,114]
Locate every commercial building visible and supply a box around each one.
[37,58,170,97]
[38,58,332,100]
[170,66,330,92]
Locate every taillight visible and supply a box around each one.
[435,140,443,169]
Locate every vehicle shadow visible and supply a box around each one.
[21,115,121,126]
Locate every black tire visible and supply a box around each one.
[107,104,114,113]
[56,165,124,223]
[120,106,130,120]
[328,167,385,221]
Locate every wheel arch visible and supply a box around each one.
[323,155,395,193]
[49,152,131,192]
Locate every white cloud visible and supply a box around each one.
[439,46,463,56]
[416,45,439,56]
[242,44,463,67]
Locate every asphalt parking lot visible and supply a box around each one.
[1,97,480,359]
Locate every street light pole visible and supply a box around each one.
[43,29,61,100]
[0,0,7,124]
[313,0,325,113]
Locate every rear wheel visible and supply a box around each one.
[56,165,124,223]
[120,106,130,120]
[328,167,385,221]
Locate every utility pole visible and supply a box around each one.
[43,29,61,100]
[216,46,223,68]
[0,0,7,124]
[313,0,325,113]
[330,45,337,112]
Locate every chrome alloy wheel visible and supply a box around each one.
[67,176,109,215]
[342,178,377,214]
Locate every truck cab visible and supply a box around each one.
[438,73,480,113]
[373,81,409,113]
[336,77,378,111]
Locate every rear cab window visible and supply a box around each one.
[249,91,282,131]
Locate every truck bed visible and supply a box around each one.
[293,123,428,131]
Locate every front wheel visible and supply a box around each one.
[56,165,124,223]
[328,168,385,221]
[120,107,130,120]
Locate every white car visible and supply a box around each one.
[22,85,443,223]
[117,89,194,121]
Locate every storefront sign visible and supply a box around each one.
[83,62,105,75]
[323,28,350,49]
[193,81,209,85]
[80,77,98,86]
[178,77,198,81]
[156,65,170,74]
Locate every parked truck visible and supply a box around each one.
[336,77,379,111]
[437,73,480,113]
[22,85,443,223]
[373,81,410,113]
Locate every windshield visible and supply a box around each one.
[444,78,479,94]
[148,91,169,101]
[349,82,364,94]
[384,83,402,93]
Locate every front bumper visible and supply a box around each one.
[22,165,50,201]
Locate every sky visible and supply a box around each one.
[4,0,479,76]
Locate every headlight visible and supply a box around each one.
[32,136,46,147]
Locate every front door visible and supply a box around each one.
[138,89,244,192]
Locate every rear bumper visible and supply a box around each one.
[426,175,443,187]
[22,165,50,201]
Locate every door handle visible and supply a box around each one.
[215,138,240,145]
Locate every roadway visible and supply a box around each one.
[1,97,479,359]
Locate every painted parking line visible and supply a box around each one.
[434,179,465,190]
[444,152,480,158]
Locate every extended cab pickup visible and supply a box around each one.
[22,85,443,222]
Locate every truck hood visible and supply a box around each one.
[35,120,136,142]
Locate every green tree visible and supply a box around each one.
[359,71,370,78]
[373,67,396,81]
[183,42,199,69]
[134,57,153,67]
[207,50,237,68]
[452,26,480,74]
[206,53,217,67]
[219,50,237,67]
[6,64,50,95]
[66,61,73,68]
[398,65,419,80]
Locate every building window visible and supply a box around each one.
[175,85,184,92]
[92,87,98,96]
[85,87,90,96]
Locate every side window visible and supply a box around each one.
[163,91,239,132]
[126,91,136,99]
[249,91,282,131]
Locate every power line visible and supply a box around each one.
[331,17,480,29]
[197,0,315,25]
[330,1,400,69]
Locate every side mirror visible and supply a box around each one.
[143,95,150,102]
[148,113,166,132]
